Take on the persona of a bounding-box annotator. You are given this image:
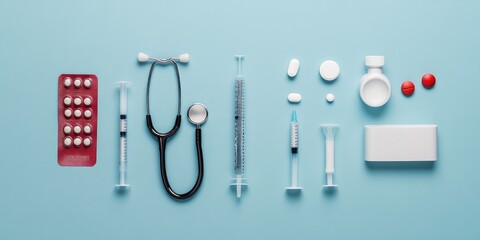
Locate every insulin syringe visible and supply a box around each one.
[231,55,247,198]
[116,81,130,189]
[286,110,302,191]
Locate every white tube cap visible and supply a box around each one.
[179,53,190,63]
[137,52,149,62]
[365,56,384,68]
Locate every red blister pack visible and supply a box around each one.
[58,74,98,166]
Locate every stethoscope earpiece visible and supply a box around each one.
[137,52,189,64]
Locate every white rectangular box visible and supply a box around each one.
[364,125,437,162]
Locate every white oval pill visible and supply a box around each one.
[326,93,335,102]
[288,93,302,103]
[319,60,340,81]
[287,58,300,78]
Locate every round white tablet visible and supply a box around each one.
[73,125,82,134]
[63,96,72,106]
[63,125,72,134]
[73,137,82,146]
[83,125,92,134]
[83,137,92,147]
[84,78,92,88]
[319,60,340,81]
[64,109,72,118]
[64,137,72,147]
[64,77,72,87]
[83,97,92,106]
[287,93,302,103]
[326,93,335,102]
[73,97,82,106]
[74,78,82,88]
[84,109,92,118]
[74,109,82,118]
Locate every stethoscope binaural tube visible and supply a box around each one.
[145,60,205,200]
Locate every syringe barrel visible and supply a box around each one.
[119,83,128,115]
[234,79,245,175]
[291,122,298,153]
[325,139,334,173]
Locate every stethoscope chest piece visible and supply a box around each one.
[188,103,208,126]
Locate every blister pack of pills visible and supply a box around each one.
[57,74,98,166]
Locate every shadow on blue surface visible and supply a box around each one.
[366,161,435,169]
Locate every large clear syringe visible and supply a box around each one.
[231,55,247,198]
[116,81,130,190]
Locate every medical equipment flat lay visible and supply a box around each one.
[56,52,439,200]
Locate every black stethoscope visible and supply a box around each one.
[138,52,208,200]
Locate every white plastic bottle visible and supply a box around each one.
[359,56,391,107]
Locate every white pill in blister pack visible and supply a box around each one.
[64,78,72,87]
[83,137,91,147]
[74,109,82,118]
[64,97,72,106]
[74,97,82,106]
[84,109,92,118]
[288,93,302,103]
[64,109,72,118]
[74,137,82,146]
[64,125,72,134]
[84,78,92,88]
[74,125,82,134]
[84,125,92,134]
[83,97,92,106]
[64,137,72,147]
[74,78,82,88]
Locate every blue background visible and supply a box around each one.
[1,0,479,239]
